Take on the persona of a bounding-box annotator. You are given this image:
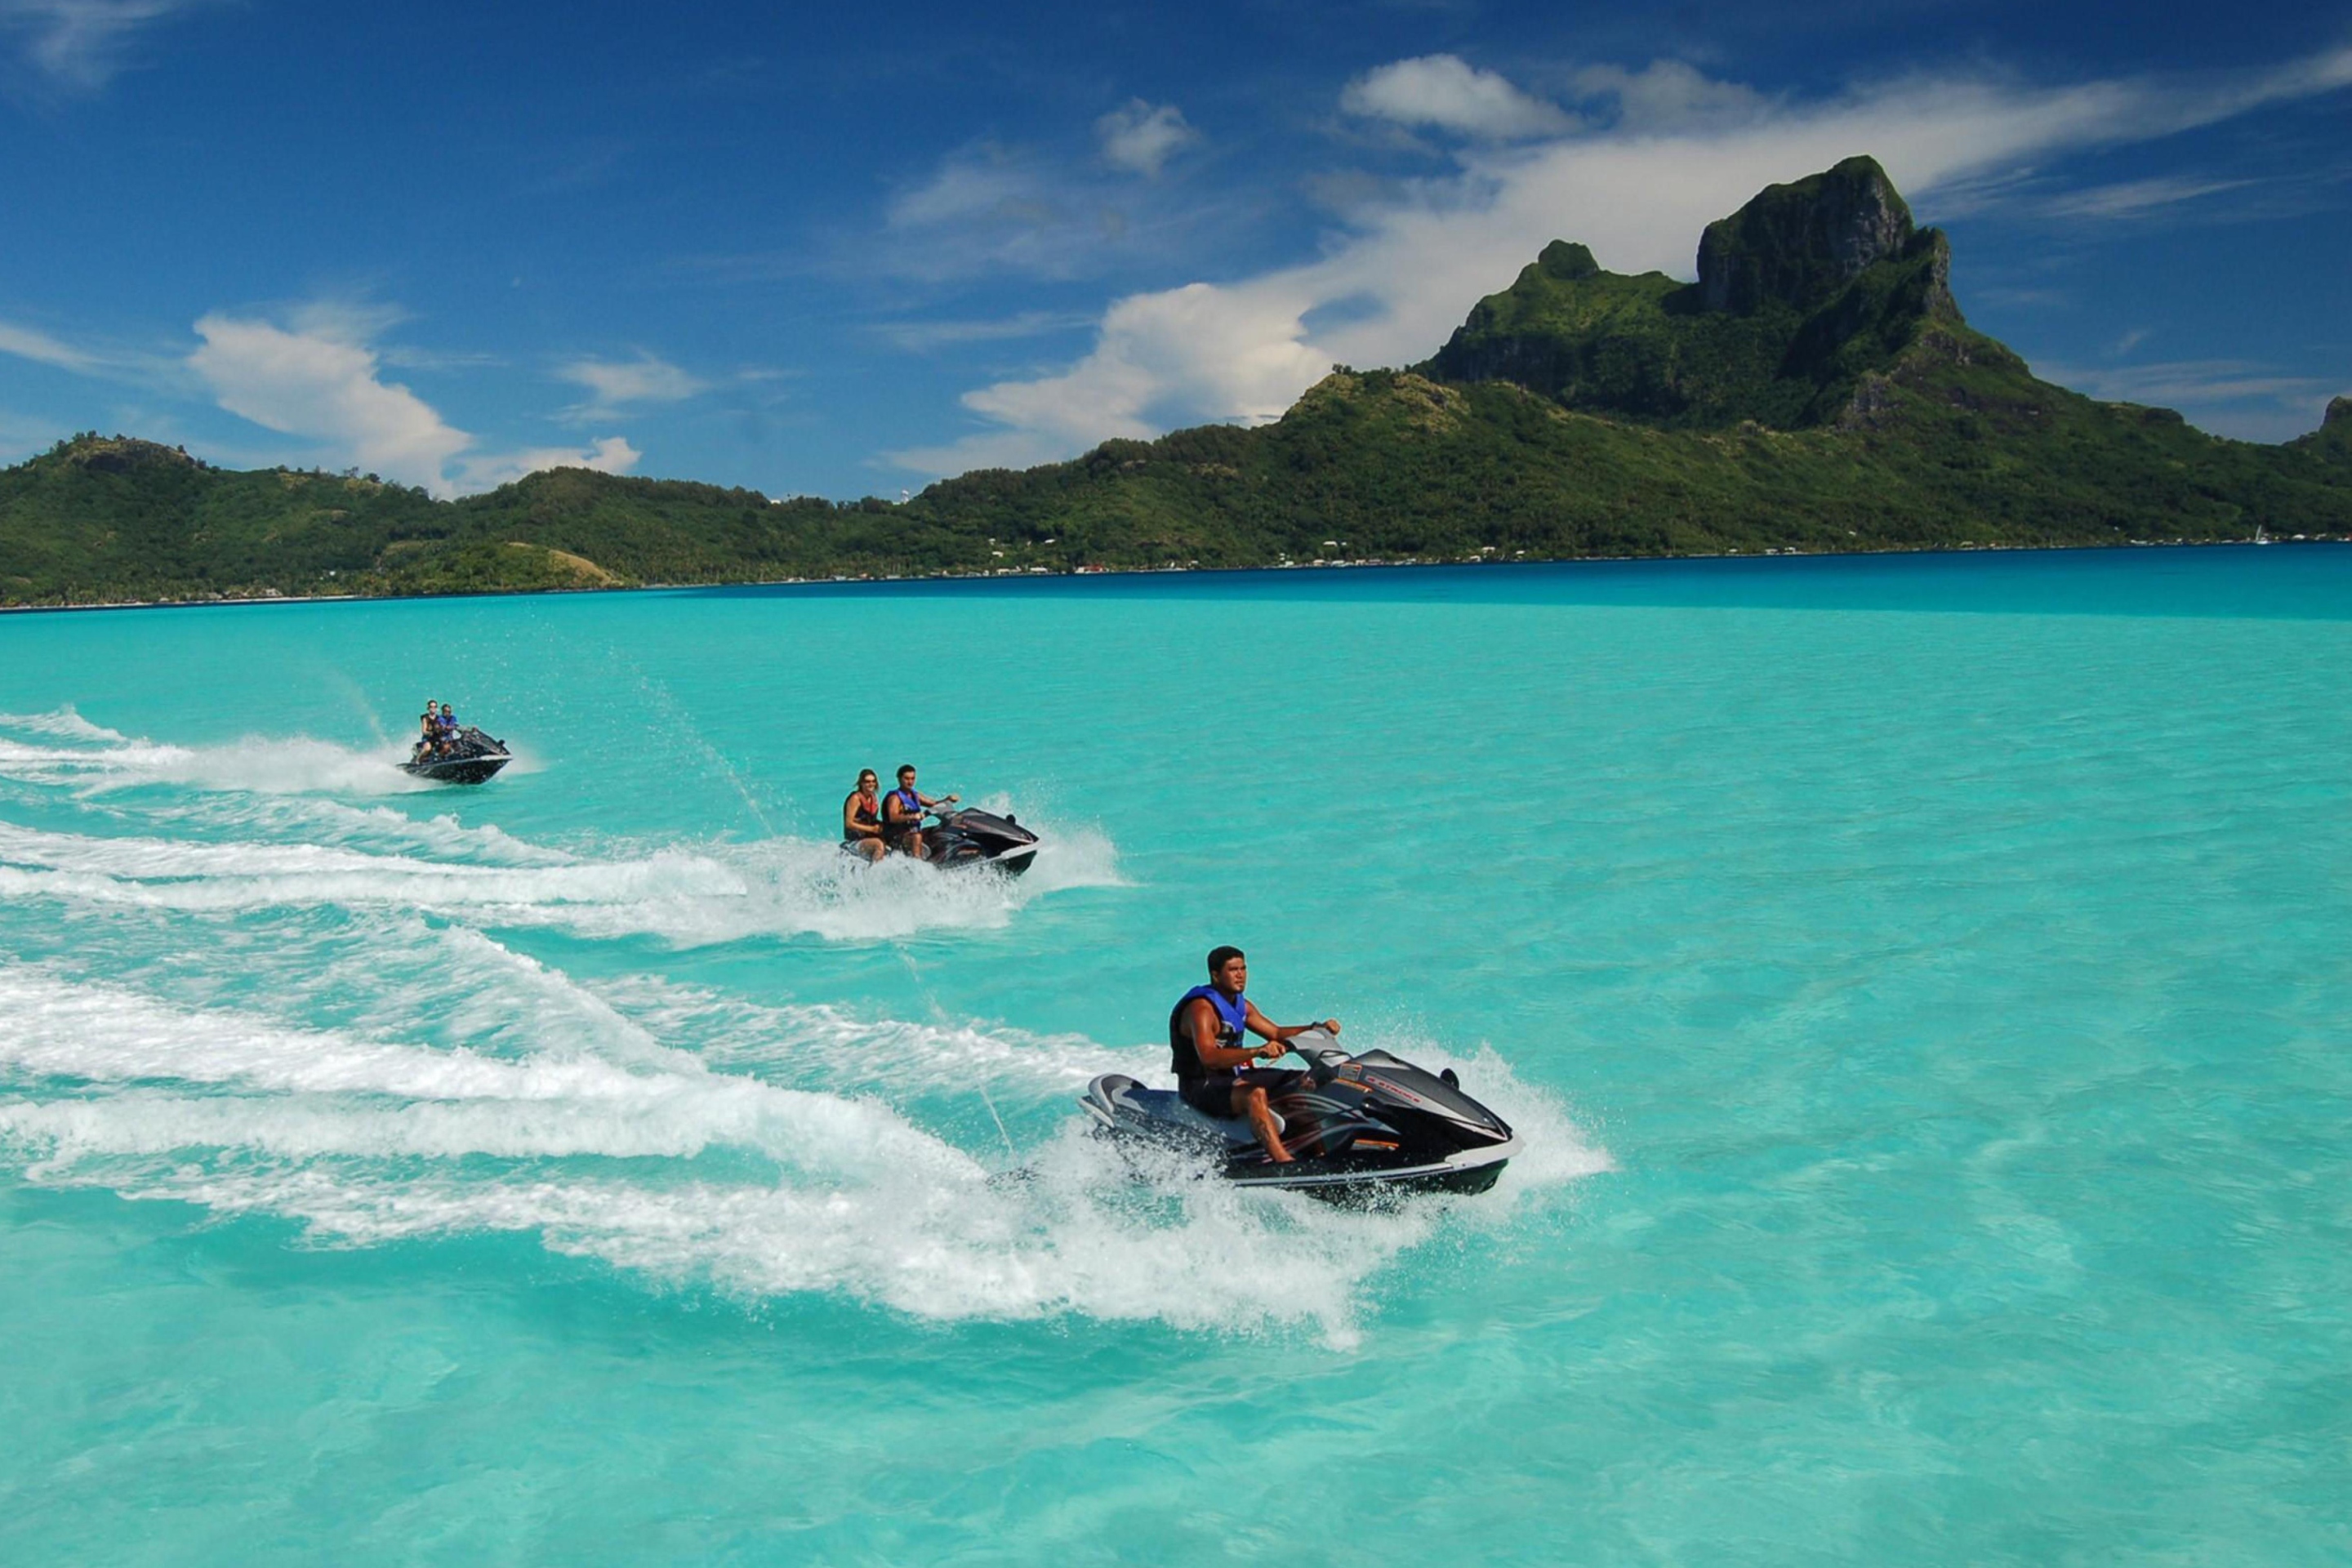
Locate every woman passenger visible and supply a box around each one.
[842,769,887,862]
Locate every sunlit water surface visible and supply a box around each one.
[1,548,2346,1564]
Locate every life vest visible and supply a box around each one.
[884,786,924,838]
[846,792,879,831]
[1169,985,1246,1080]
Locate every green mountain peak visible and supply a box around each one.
[1422,155,1976,432]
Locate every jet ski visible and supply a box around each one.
[847,805,1040,874]
[923,805,1040,875]
[1079,1028,1516,1200]
[400,727,511,785]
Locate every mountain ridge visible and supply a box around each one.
[3,157,2347,607]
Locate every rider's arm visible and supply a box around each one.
[844,799,880,839]
[1191,999,1270,1071]
[1242,1000,1341,1058]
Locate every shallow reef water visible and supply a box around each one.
[1,546,2346,1564]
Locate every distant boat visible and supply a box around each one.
[2254,524,2273,545]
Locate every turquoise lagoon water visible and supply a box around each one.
[0,547,2346,1564]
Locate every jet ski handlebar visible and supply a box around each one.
[1282,1026,1349,1083]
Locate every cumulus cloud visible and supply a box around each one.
[889,46,2352,477]
[189,314,471,494]
[0,0,207,90]
[555,353,707,420]
[1096,99,1200,176]
[1568,59,1772,132]
[189,310,644,496]
[1341,54,1575,140]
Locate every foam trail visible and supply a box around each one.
[150,797,578,866]
[0,966,973,1180]
[0,731,426,795]
[0,817,1121,945]
[0,966,1608,1342]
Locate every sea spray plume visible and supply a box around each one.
[0,706,129,742]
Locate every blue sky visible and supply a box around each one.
[0,1,2346,499]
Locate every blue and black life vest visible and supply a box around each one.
[1169,984,1247,1080]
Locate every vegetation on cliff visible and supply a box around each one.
[2,158,2345,608]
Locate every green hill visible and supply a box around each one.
[2,157,2346,608]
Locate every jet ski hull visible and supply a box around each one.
[400,727,511,785]
[400,754,510,785]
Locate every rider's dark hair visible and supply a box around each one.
[1206,945,1245,977]
[896,764,915,778]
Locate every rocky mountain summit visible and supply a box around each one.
[1695,156,1948,317]
[1422,154,1988,432]
[54,434,203,475]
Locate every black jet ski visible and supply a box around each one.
[847,805,1040,875]
[1079,1028,1516,1200]
[400,727,511,785]
[924,806,1040,875]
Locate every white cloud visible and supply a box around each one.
[1341,54,1575,140]
[456,435,641,492]
[889,143,1053,229]
[2042,174,2254,220]
[1096,99,1200,177]
[555,353,707,420]
[889,46,2352,477]
[0,0,205,90]
[885,278,1325,474]
[875,310,1094,353]
[0,318,98,372]
[874,137,1201,282]
[1569,59,1772,132]
[188,310,646,497]
[189,314,471,496]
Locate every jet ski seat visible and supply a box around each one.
[1086,1074,1282,1143]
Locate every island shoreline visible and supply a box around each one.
[3,535,2342,620]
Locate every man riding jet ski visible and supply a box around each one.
[840,764,1040,875]
[1079,946,1517,1199]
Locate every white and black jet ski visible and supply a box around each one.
[1079,1028,1517,1199]
[401,727,512,785]
[924,806,1040,874]
[849,805,1040,874]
